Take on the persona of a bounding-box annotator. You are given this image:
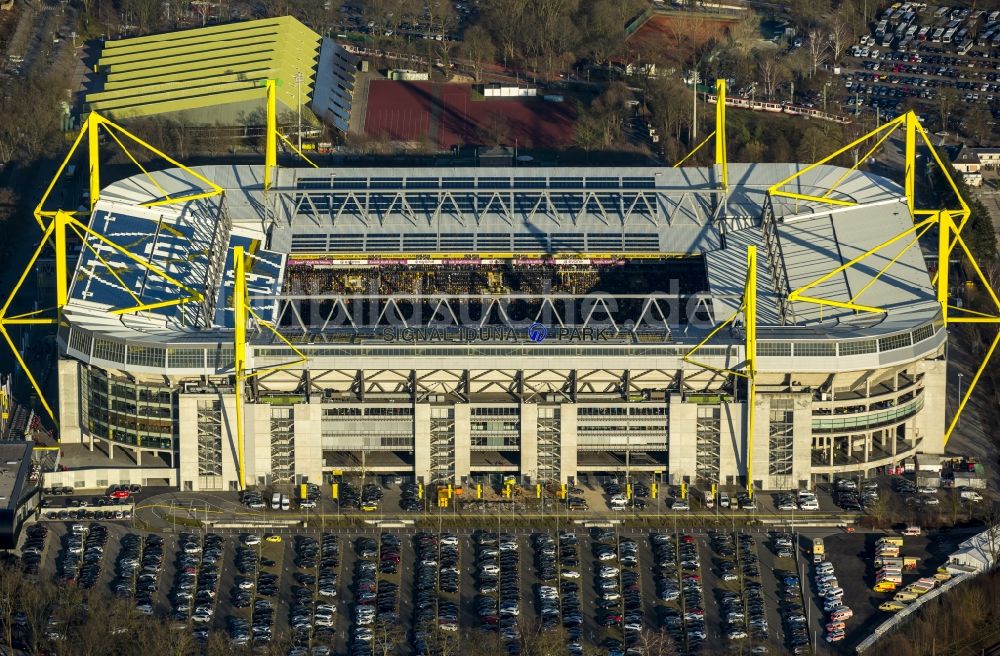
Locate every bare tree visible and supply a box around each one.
[755,49,788,100]
[805,28,829,77]
[827,15,853,64]
[459,25,495,82]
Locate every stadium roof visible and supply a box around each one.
[85,16,321,121]
[63,163,939,348]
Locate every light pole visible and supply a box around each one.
[294,71,304,153]
[690,70,700,141]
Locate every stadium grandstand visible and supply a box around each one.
[45,158,949,493]
[84,16,358,131]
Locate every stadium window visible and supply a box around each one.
[69,329,93,356]
[168,348,206,368]
[93,338,126,363]
[369,178,402,189]
[330,177,366,189]
[793,342,836,357]
[757,342,791,357]
[406,177,440,188]
[838,340,877,356]
[445,177,475,189]
[878,332,912,352]
[912,324,934,343]
[586,177,620,188]
[477,177,512,188]
[621,177,656,188]
[549,177,584,188]
[126,346,165,368]
[512,177,545,189]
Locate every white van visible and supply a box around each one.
[280,494,290,511]
[271,492,282,509]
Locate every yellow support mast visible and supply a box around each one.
[673,78,729,201]
[264,80,277,191]
[715,79,728,193]
[744,246,757,499]
[682,246,756,497]
[233,246,248,490]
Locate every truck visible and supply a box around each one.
[875,556,919,569]
[873,580,898,592]
[902,526,922,536]
[877,546,901,558]
[811,537,825,563]
[878,536,904,547]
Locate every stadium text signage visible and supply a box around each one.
[380,326,613,343]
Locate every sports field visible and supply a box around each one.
[364,80,576,149]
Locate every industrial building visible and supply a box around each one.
[45,155,950,493]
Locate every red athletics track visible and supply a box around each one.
[365,80,576,149]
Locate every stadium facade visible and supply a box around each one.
[53,163,946,492]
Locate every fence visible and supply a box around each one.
[855,572,971,652]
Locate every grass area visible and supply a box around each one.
[163,513,204,528]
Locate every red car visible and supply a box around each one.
[109,490,130,499]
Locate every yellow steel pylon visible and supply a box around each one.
[231,245,307,489]
[262,79,318,192]
[683,246,756,498]
[674,78,728,194]
[767,109,996,447]
[35,112,225,227]
[3,112,224,429]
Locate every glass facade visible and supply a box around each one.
[82,368,175,450]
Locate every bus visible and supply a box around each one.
[932,27,945,42]
[958,40,973,54]
[943,27,956,43]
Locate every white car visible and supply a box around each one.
[799,501,820,511]
[243,534,261,546]
[917,486,937,495]
[560,569,580,579]
[480,564,500,575]
[599,566,620,578]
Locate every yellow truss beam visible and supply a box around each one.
[683,246,757,497]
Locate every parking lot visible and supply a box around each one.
[14,518,847,656]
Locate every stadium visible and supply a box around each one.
[38,122,957,494]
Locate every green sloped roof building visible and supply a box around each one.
[85,16,321,124]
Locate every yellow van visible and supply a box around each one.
[873,581,897,592]
[894,591,918,602]
[880,601,907,612]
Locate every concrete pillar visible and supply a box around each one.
[135,449,141,466]
[108,441,114,460]
[791,393,812,489]
[667,396,698,485]
[454,404,471,483]
[559,403,577,483]
[829,438,835,466]
[719,402,745,486]
[56,359,82,443]
[864,433,871,463]
[177,394,199,490]
[246,403,272,487]
[413,404,431,482]
[519,403,538,481]
[293,403,323,484]
[915,358,946,454]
